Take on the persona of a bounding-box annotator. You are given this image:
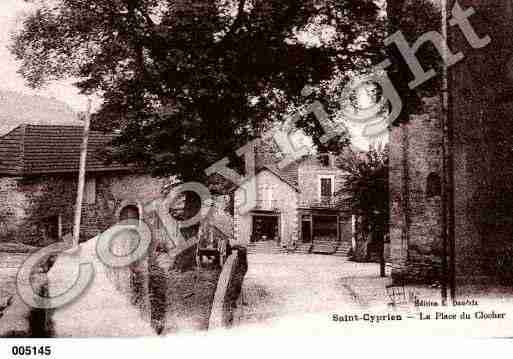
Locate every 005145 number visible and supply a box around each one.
[11,345,51,356]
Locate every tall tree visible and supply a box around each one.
[12,0,385,215]
[387,0,442,123]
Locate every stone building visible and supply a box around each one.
[389,0,513,285]
[390,96,444,282]
[0,124,167,246]
[233,151,352,253]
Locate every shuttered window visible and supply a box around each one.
[84,177,96,204]
[320,178,333,197]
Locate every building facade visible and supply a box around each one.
[389,0,513,285]
[0,124,167,246]
[233,153,352,252]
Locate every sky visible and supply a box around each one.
[0,0,92,113]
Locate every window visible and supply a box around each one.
[259,184,275,209]
[264,184,274,202]
[320,178,332,197]
[319,154,331,167]
[84,177,96,204]
[319,176,334,200]
[426,172,441,198]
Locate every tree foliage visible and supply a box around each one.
[335,145,388,261]
[12,0,385,183]
[387,0,442,122]
[336,145,388,218]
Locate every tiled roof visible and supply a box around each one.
[0,125,132,175]
[259,163,299,191]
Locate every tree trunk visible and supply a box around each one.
[352,216,370,261]
[380,240,386,277]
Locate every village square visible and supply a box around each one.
[1,0,513,339]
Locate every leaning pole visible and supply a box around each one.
[72,98,92,248]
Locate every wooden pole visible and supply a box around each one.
[379,220,386,277]
[446,3,457,303]
[72,98,92,248]
[441,0,457,304]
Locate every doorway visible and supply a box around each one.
[301,219,312,243]
[312,215,339,242]
[119,205,140,221]
[251,215,279,243]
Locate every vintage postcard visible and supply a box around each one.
[1,1,513,356]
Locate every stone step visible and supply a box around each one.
[294,243,312,254]
[311,242,337,254]
[333,243,352,257]
[246,242,285,254]
[246,241,352,256]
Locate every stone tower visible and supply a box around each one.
[389,0,513,285]
[389,96,444,283]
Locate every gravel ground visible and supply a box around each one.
[234,253,387,327]
[230,253,513,337]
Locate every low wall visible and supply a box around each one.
[208,246,248,330]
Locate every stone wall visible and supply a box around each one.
[446,0,513,283]
[390,97,443,283]
[387,0,513,285]
[390,66,513,285]
[0,177,27,242]
[0,174,88,245]
[0,172,166,246]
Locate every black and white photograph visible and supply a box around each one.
[0,0,512,352]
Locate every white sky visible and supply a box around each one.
[0,0,92,112]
